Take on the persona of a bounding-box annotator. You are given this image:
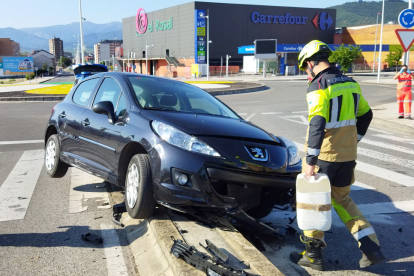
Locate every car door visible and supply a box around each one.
[78,76,128,179]
[58,77,101,160]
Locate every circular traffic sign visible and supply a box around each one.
[399,9,414,29]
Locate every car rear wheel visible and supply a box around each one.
[125,154,156,219]
[44,134,68,178]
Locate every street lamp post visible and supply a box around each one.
[146,41,154,75]
[78,0,85,64]
[377,0,385,83]
[373,13,380,73]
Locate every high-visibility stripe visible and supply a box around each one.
[353,93,360,117]
[357,134,364,141]
[353,227,376,241]
[325,119,356,129]
[307,147,320,156]
[332,198,355,224]
[330,97,339,123]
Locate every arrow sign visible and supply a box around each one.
[399,9,414,28]
[395,29,414,52]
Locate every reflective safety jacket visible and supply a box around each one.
[397,73,412,92]
[305,67,373,165]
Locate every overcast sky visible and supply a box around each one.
[0,0,410,29]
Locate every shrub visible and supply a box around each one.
[25,73,35,80]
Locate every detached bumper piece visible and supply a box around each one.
[171,237,259,276]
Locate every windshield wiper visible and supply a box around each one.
[143,107,175,111]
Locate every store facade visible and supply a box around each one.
[122,1,337,76]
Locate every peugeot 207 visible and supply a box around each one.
[44,72,301,219]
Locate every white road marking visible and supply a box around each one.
[0,150,44,222]
[246,113,256,121]
[373,134,414,144]
[238,113,247,115]
[278,115,308,125]
[360,138,414,155]
[358,200,414,215]
[0,140,43,145]
[358,147,414,169]
[295,142,414,187]
[261,112,283,115]
[69,168,110,213]
[235,101,261,104]
[367,128,392,134]
[351,181,376,191]
[291,111,308,114]
[100,224,129,275]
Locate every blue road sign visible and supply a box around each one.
[399,9,414,29]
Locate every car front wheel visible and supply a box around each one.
[44,134,68,178]
[125,154,156,219]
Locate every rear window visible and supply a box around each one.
[126,76,239,119]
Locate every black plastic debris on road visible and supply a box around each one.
[81,233,103,244]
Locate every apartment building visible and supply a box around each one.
[49,37,64,61]
[94,39,123,63]
[0,38,20,56]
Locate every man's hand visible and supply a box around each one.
[305,165,316,177]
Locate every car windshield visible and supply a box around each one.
[127,76,239,119]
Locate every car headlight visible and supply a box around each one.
[151,121,221,157]
[278,136,301,166]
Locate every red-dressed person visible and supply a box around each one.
[393,65,413,120]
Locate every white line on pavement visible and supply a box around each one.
[0,150,44,222]
[360,138,414,155]
[295,142,414,187]
[238,113,247,115]
[358,200,414,215]
[278,115,308,125]
[291,111,308,114]
[351,181,376,191]
[358,147,414,170]
[69,168,109,213]
[373,134,414,144]
[367,128,392,134]
[246,113,256,121]
[0,140,43,145]
[100,224,129,276]
[261,112,283,115]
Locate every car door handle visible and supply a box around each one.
[59,112,66,118]
[82,119,90,126]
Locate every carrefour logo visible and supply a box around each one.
[251,12,308,25]
[136,8,148,35]
[312,12,333,30]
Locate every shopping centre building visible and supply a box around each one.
[122,2,337,77]
[121,1,409,77]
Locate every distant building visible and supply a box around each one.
[63,51,73,60]
[49,37,64,61]
[30,50,56,71]
[115,46,123,58]
[0,38,20,56]
[85,56,93,63]
[94,39,123,63]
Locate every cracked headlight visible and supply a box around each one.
[278,136,300,166]
[152,121,221,157]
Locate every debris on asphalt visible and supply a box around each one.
[286,226,297,236]
[171,237,259,276]
[81,233,103,244]
[94,216,103,220]
[112,202,126,227]
[102,202,110,206]
[199,239,229,264]
[402,241,409,246]
[18,197,27,200]
[398,228,403,232]
[180,229,189,234]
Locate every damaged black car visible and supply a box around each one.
[44,72,301,219]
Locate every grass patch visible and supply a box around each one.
[26,84,73,95]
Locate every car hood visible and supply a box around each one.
[141,110,277,142]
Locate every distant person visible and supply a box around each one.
[393,65,412,119]
[290,40,386,271]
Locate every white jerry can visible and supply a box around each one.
[296,173,332,231]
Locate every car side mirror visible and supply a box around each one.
[92,101,116,124]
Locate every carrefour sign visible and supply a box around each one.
[251,12,308,25]
[136,7,173,36]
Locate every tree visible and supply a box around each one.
[329,44,362,74]
[42,63,48,71]
[385,48,403,71]
[58,56,72,68]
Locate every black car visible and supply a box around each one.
[44,73,301,219]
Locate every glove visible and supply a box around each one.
[399,68,405,74]
[408,69,412,74]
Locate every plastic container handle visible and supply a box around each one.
[310,175,315,183]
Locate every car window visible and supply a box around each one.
[93,77,122,109]
[72,78,100,107]
[127,76,239,119]
[115,93,127,118]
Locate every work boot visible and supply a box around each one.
[290,235,325,271]
[398,116,404,119]
[406,116,413,120]
[359,249,386,268]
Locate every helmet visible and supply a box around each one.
[298,40,332,71]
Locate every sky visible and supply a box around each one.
[0,0,377,29]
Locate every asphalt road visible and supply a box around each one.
[44,71,75,83]
[0,78,412,275]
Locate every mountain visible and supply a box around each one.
[0,21,122,53]
[330,0,409,28]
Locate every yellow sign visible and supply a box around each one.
[191,64,199,74]
[197,27,205,36]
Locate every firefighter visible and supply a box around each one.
[290,40,386,271]
[393,65,413,120]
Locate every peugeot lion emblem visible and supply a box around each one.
[244,146,269,162]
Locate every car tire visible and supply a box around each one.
[125,154,156,219]
[44,134,69,178]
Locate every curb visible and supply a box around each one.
[121,211,204,276]
[207,83,268,96]
[0,96,65,102]
[371,117,414,135]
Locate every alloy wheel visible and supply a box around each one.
[45,140,56,171]
[126,163,140,208]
